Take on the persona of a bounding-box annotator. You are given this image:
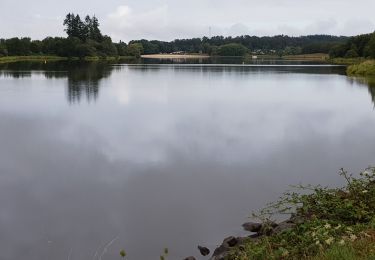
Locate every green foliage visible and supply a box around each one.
[364,34,375,59]
[345,49,359,58]
[63,13,103,41]
[126,43,144,58]
[120,249,126,258]
[0,14,132,60]
[75,43,96,58]
[30,40,42,54]
[228,168,375,260]
[130,39,160,54]
[5,37,31,56]
[84,15,103,42]
[329,32,375,59]
[282,46,302,56]
[347,60,375,76]
[0,56,67,64]
[217,43,248,56]
[0,40,8,57]
[159,247,169,260]
[115,41,128,56]
[0,18,350,59]
[302,42,337,54]
[127,35,346,55]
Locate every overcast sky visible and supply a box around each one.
[1,0,375,42]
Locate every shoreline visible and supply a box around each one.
[141,54,210,59]
[0,53,333,64]
[142,53,330,61]
[0,56,68,64]
[185,168,375,260]
[347,60,375,76]
[0,55,136,64]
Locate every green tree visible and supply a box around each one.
[115,41,128,56]
[90,16,103,42]
[55,37,81,57]
[0,39,8,56]
[329,44,348,58]
[5,37,31,55]
[364,33,375,58]
[30,40,43,54]
[345,49,359,58]
[97,36,118,57]
[75,43,96,58]
[64,13,86,41]
[126,43,144,57]
[217,43,248,56]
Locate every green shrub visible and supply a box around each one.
[347,60,375,76]
[217,43,248,56]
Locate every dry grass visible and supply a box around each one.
[283,53,329,60]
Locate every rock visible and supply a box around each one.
[249,233,261,239]
[211,237,246,260]
[198,246,210,256]
[211,245,228,260]
[272,221,296,234]
[223,236,238,247]
[183,257,196,260]
[288,214,305,224]
[242,222,262,233]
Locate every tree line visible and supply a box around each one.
[0,13,358,58]
[0,13,144,58]
[329,32,375,59]
[130,35,347,56]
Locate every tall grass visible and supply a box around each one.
[347,60,375,76]
[0,56,67,64]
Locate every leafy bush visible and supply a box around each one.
[217,43,248,56]
[347,60,375,76]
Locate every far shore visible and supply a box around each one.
[141,54,210,59]
[0,55,136,64]
[141,53,331,61]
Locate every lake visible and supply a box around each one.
[0,59,375,260]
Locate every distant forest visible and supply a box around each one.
[0,14,374,58]
[329,32,375,59]
[131,35,347,56]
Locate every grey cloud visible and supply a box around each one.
[1,0,375,41]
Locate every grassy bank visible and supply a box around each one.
[329,58,366,65]
[347,60,375,76]
[226,168,375,260]
[141,54,210,59]
[0,56,68,64]
[0,55,136,64]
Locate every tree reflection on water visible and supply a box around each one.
[0,61,115,104]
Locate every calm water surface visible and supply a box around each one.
[0,60,375,260]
